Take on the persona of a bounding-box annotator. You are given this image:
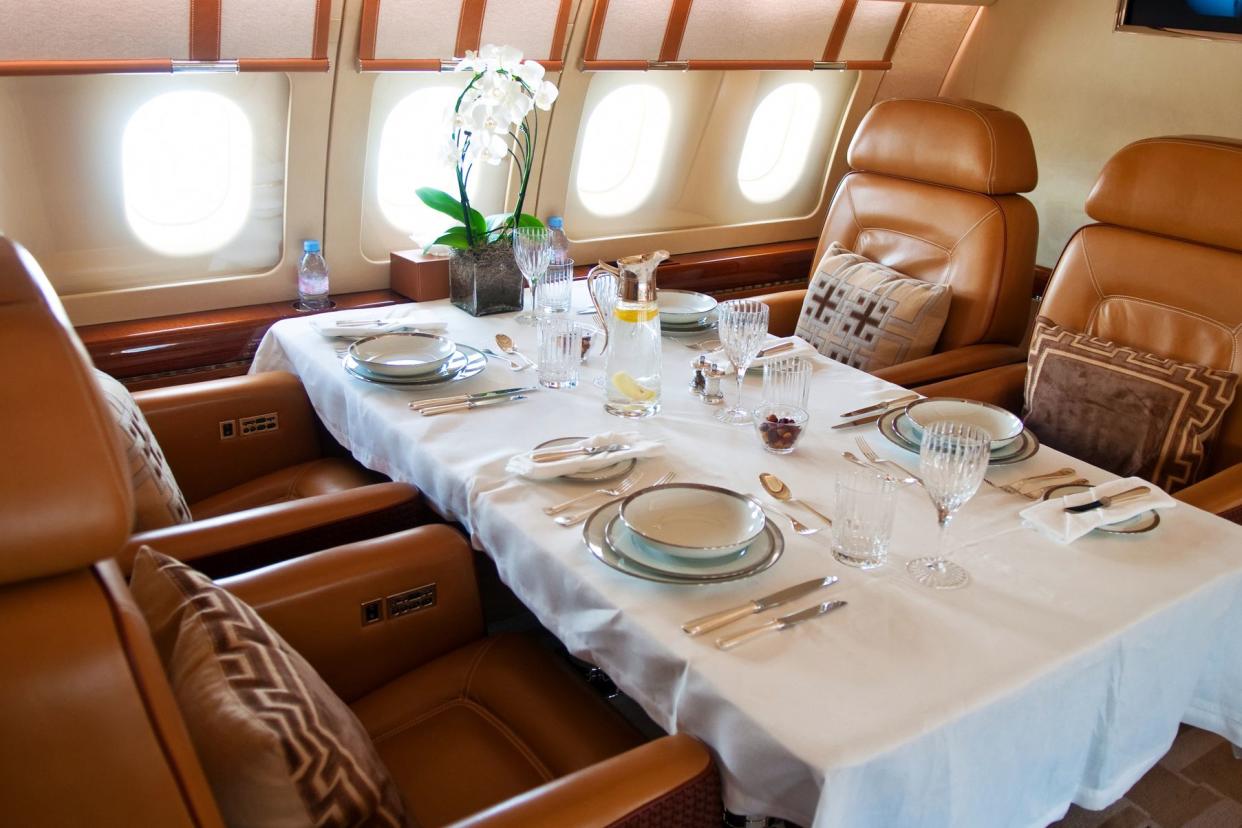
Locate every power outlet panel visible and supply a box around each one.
[240,412,279,436]
[387,584,436,619]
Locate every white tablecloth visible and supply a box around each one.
[253,287,1242,828]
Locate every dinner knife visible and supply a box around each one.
[420,394,528,417]
[682,576,839,636]
[831,412,885,430]
[716,601,848,651]
[1063,485,1150,514]
[408,386,536,411]
[838,394,919,420]
[755,341,796,359]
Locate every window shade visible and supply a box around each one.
[358,0,574,71]
[585,0,933,70]
[0,0,331,76]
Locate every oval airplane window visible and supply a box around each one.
[376,86,483,243]
[576,85,671,217]
[122,91,253,257]
[737,83,822,204]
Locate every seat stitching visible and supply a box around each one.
[948,207,1000,253]
[845,180,864,239]
[855,227,952,254]
[1092,296,1240,369]
[920,99,999,192]
[1133,137,1242,158]
[1078,231,1107,333]
[462,636,500,698]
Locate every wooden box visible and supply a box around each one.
[390,249,450,302]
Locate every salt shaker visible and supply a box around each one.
[701,364,726,405]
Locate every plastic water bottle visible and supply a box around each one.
[297,239,330,311]
[547,216,570,264]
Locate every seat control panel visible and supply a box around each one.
[239,412,279,435]
[387,584,436,619]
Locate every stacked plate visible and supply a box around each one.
[658,290,718,335]
[344,332,487,387]
[877,397,1040,465]
[583,483,784,584]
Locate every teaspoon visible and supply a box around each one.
[759,473,833,526]
[495,333,534,370]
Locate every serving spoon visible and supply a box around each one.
[759,473,833,526]
[494,333,534,370]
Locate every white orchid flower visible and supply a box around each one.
[464,131,509,166]
[465,103,506,139]
[496,44,524,72]
[534,80,559,111]
[516,59,545,88]
[436,138,460,170]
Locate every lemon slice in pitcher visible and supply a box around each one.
[613,306,660,324]
[611,372,658,402]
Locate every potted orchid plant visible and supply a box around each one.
[417,44,559,316]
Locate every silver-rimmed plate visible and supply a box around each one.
[349,332,456,377]
[1041,483,1161,534]
[534,437,637,482]
[661,313,718,336]
[583,499,783,585]
[877,407,1040,466]
[605,515,772,579]
[343,344,487,387]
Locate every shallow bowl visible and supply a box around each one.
[658,290,719,325]
[620,483,766,559]
[349,332,456,377]
[904,397,1023,448]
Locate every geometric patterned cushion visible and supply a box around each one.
[93,369,192,532]
[795,242,952,372]
[1024,318,1239,492]
[129,547,411,828]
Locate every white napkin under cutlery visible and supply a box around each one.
[311,306,448,339]
[708,336,819,371]
[507,431,664,480]
[1019,477,1177,544]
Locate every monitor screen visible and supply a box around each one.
[1121,0,1242,36]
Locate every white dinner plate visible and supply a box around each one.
[904,397,1024,447]
[619,483,766,559]
[342,344,486,387]
[658,290,719,325]
[349,332,456,377]
[878,408,1040,465]
[605,516,767,578]
[1041,483,1161,534]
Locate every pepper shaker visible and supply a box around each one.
[701,364,726,405]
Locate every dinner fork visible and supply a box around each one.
[554,472,676,527]
[542,471,642,516]
[855,437,924,486]
[841,451,918,485]
[998,467,1076,496]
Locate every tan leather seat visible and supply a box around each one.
[919,136,1242,522]
[0,236,721,826]
[758,97,1039,386]
[0,236,430,576]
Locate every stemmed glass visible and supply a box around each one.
[715,299,770,425]
[907,421,991,589]
[513,228,551,326]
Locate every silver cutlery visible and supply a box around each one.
[420,394,528,416]
[408,387,536,411]
[755,341,796,359]
[750,496,820,535]
[716,600,848,651]
[554,472,676,527]
[855,437,924,486]
[481,348,526,370]
[1025,478,1090,499]
[495,333,535,369]
[839,394,919,419]
[1064,485,1150,514]
[684,338,722,351]
[841,450,918,485]
[682,576,838,636]
[532,443,632,464]
[329,318,388,327]
[832,412,885,430]
[759,473,832,526]
[998,467,1076,495]
[542,471,643,516]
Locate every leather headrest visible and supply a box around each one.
[0,237,133,584]
[848,97,1038,195]
[1086,136,1242,253]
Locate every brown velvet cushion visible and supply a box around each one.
[129,546,410,828]
[796,242,951,372]
[1024,318,1238,491]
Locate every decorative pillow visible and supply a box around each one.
[1024,318,1238,492]
[795,242,951,372]
[129,547,409,828]
[93,369,192,531]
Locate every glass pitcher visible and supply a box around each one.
[590,251,668,418]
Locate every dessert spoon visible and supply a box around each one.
[494,333,534,369]
[759,473,833,526]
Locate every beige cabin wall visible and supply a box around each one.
[943,0,1242,268]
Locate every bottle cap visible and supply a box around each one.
[547,216,563,229]
[303,239,321,254]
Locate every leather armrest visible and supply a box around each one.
[120,482,425,575]
[911,363,1029,414]
[448,734,720,828]
[221,525,484,703]
[1174,463,1242,523]
[134,372,325,504]
[755,289,807,337]
[872,344,1027,389]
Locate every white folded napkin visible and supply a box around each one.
[1019,476,1177,544]
[709,336,820,372]
[506,431,664,480]
[310,306,449,339]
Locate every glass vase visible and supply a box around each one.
[449,241,523,317]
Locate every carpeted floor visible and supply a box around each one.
[1050,726,1242,828]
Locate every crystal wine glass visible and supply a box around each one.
[715,299,770,425]
[907,421,991,589]
[513,228,551,326]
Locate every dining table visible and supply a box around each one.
[251,283,1242,828]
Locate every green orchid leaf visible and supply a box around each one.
[485,212,514,232]
[515,213,544,229]
[467,206,488,237]
[416,188,467,225]
[430,226,471,249]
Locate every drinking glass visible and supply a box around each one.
[715,299,770,425]
[831,468,896,569]
[762,356,812,408]
[536,316,582,389]
[536,258,574,315]
[907,420,991,589]
[513,228,552,326]
[589,267,619,389]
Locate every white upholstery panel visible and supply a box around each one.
[480,0,561,61]
[679,0,844,61]
[838,0,905,61]
[373,0,462,59]
[221,0,319,59]
[0,0,190,61]
[594,0,668,62]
